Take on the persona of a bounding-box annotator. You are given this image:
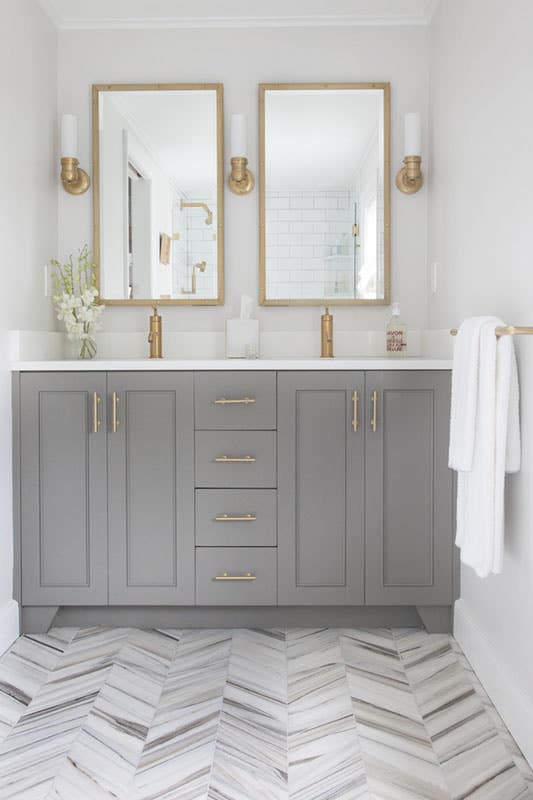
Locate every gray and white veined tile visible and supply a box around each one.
[0,626,129,799]
[207,628,288,800]
[0,629,78,745]
[448,637,533,792]
[45,628,180,799]
[287,628,370,800]
[0,626,531,800]
[133,629,232,800]
[394,629,531,800]
[339,627,449,800]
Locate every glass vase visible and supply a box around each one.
[63,334,97,360]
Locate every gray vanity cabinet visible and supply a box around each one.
[365,371,453,605]
[20,373,108,605]
[107,373,195,604]
[277,372,365,605]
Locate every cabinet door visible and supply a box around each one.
[365,371,453,605]
[20,372,108,605]
[108,372,194,604]
[278,372,365,605]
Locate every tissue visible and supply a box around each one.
[226,295,260,358]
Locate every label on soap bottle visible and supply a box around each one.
[386,327,407,353]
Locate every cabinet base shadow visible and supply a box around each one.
[21,605,453,635]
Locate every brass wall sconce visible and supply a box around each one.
[228,113,254,195]
[396,112,423,195]
[60,114,90,195]
[180,199,213,225]
[181,260,207,295]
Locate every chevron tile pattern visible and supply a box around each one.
[0,627,529,800]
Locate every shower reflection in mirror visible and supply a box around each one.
[259,83,390,306]
[94,84,223,305]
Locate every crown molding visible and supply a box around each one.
[37,0,62,28]
[425,0,442,22]
[38,12,434,31]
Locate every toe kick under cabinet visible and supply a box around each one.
[15,369,454,624]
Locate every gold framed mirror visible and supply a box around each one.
[92,83,224,305]
[259,83,390,306]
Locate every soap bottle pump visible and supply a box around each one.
[321,307,334,358]
[386,302,407,356]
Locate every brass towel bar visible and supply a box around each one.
[450,326,533,338]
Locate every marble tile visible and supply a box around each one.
[340,628,449,800]
[0,627,129,799]
[449,637,533,792]
[207,628,288,800]
[394,629,531,800]
[0,629,78,745]
[0,627,530,800]
[46,629,180,799]
[133,629,232,800]
[287,628,370,800]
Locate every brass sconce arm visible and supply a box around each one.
[228,156,254,195]
[60,157,91,195]
[395,155,423,194]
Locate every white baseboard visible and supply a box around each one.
[0,599,20,655]
[454,598,533,768]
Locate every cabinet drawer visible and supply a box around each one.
[194,372,276,430]
[195,489,277,546]
[195,431,276,488]
[196,547,277,605]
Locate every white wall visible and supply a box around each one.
[57,25,429,334]
[428,0,533,764]
[0,0,58,650]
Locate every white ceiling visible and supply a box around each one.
[106,90,217,194]
[39,0,441,29]
[265,89,382,189]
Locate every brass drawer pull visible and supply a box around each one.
[215,513,257,522]
[371,389,378,432]
[352,390,359,432]
[92,393,101,434]
[214,455,256,463]
[214,396,256,405]
[112,391,120,433]
[214,572,256,581]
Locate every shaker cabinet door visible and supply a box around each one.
[107,372,195,604]
[20,372,108,605]
[365,371,454,605]
[277,372,365,605]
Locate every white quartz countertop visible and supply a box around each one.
[11,357,452,371]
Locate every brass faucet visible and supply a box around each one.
[148,306,162,359]
[321,307,334,358]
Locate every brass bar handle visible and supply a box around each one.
[214,455,256,463]
[112,391,120,433]
[214,572,256,581]
[92,393,101,434]
[214,397,256,405]
[352,390,359,432]
[215,514,257,522]
[371,390,378,433]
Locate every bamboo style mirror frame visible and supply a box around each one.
[259,82,390,306]
[92,83,224,305]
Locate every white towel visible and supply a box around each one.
[449,317,520,577]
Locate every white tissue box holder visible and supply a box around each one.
[225,319,259,358]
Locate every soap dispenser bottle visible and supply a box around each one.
[386,302,407,356]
